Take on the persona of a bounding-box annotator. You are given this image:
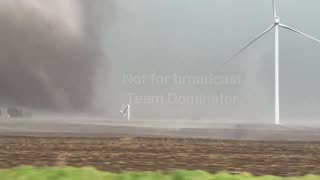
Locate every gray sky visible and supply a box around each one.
[92,0,320,123]
[1,0,319,124]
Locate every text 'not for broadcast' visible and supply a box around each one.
[122,73,241,86]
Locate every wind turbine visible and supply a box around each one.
[120,104,131,121]
[228,0,320,125]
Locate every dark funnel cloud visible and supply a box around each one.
[0,0,102,112]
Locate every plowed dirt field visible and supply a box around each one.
[0,136,319,176]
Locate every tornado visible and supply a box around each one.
[0,0,100,112]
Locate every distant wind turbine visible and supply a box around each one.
[228,0,320,125]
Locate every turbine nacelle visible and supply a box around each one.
[274,17,280,24]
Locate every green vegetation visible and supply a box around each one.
[0,166,318,180]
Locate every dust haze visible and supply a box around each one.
[0,0,320,127]
[101,0,320,125]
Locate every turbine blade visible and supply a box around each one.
[223,24,275,65]
[273,0,277,17]
[121,105,128,115]
[280,24,320,44]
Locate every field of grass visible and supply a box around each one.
[0,166,319,180]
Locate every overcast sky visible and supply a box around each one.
[89,0,320,123]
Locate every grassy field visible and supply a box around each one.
[0,166,319,180]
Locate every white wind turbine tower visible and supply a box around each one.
[229,0,320,125]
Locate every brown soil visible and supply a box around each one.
[0,136,320,176]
